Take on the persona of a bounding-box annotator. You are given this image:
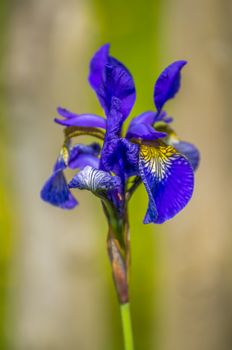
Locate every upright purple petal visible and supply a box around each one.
[89,44,110,94]
[100,138,139,178]
[55,107,106,129]
[154,60,187,112]
[119,138,139,177]
[139,143,194,224]
[104,57,136,118]
[88,44,136,119]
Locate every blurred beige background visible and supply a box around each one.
[0,0,231,349]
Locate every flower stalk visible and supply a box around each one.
[120,303,134,350]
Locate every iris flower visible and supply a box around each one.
[41,44,199,225]
[41,44,199,349]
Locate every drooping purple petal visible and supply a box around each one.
[69,143,100,161]
[69,154,99,170]
[139,143,194,224]
[69,166,121,194]
[126,123,166,141]
[68,143,100,169]
[40,170,78,209]
[154,60,187,112]
[88,44,136,119]
[53,156,67,172]
[173,141,200,171]
[55,107,106,129]
[41,141,102,209]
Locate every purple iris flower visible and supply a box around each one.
[41,44,199,224]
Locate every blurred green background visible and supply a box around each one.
[0,0,231,349]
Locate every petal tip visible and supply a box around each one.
[154,60,188,112]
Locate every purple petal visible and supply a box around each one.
[129,111,157,126]
[55,108,106,129]
[127,111,172,142]
[69,143,100,159]
[88,45,136,119]
[69,166,121,194]
[173,141,200,171]
[101,138,139,177]
[68,143,100,169]
[105,57,136,118]
[139,143,194,224]
[126,123,166,141]
[69,154,100,170]
[89,44,110,94]
[41,170,78,209]
[153,111,173,124]
[119,138,139,177]
[154,60,187,112]
[57,107,77,118]
[53,156,67,172]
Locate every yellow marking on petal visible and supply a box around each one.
[140,142,177,181]
[61,146,69,166]
[58,144,70,166]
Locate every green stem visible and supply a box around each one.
[120,303,134,350]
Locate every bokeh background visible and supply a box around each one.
[0,0,232,349]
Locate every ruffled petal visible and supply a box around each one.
[173,141,200,171]
[55,107,106,129]
[119,138,139,177]
[154,61,187,112]
[88,44,136,119]
[69,166,121,195]
[139,142,194,224]
[100,138,139,178]
[40,170,78,209]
